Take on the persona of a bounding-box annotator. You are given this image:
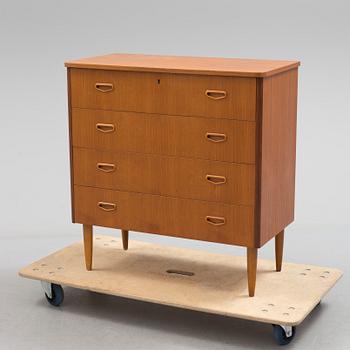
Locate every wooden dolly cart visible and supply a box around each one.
[19,234,342,346]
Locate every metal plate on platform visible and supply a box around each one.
[19,235,342,326]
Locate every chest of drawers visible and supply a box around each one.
[65,53,299,296]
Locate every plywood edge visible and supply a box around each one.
[19,264,342,327]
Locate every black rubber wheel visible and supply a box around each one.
[272,325,296,345]
[45,284,64,306]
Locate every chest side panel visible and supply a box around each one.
[258,69,298,246]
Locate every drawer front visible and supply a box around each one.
[74,185,255,246]
[73,148,255,205]
[71,109,256,164]
[70,69,256,121]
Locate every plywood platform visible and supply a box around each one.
[19,235,342,326]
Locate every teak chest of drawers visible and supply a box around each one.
[65,53,300,297]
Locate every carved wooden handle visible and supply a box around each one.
[95,82,114,93]
[206,175,227,185]
[205,216,226,226]
[96,123,115,133]
[97,163,115,173]
[205,90,227,100]
[97,202,116,211]
[206,132,227,143]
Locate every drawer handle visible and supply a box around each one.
[205,90,227,100]
[206,174,227,185]
[97,202,116,212]
[205,216,226,226]
[97,163,115,173]
[206,132,227,143]
[96,123,115,133]
[95,82,114,93]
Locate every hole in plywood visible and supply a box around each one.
[305,268,311,271]
[320,275,326,278]
[261,309,268,312]
[166,269,194,277]
[288,307,296,310]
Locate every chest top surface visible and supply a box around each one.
[65,53,300,78]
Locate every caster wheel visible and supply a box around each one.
[272,325,296,345]
[45,283,64,306]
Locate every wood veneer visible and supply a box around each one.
[74,185,255,247]
[257,69,298,246]
[70,69,256,121]
[71,108,256,164]
[66,53,299,296]
[72,148,255,205]
[65,53,299,78]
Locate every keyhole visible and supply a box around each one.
[157,79,161,84]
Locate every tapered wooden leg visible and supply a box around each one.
[247,247,258,297]
[275,230,284,272]
[83,224,93,271]
[122,230,129,250]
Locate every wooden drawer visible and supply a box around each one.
[74,185,255,246]
[71,108,256,164]
[69,69,256,121]
[73,148,255,205]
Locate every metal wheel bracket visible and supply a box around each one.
[279,325,293,338]
[41,281,52,298]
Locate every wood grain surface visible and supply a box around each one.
[257,69,298,246]
[71,108,256,164]
[73,147,255,205]
[70,69,256,121]
[65,53,300,78]
[19,236,342,326]
[74,185,255,247]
